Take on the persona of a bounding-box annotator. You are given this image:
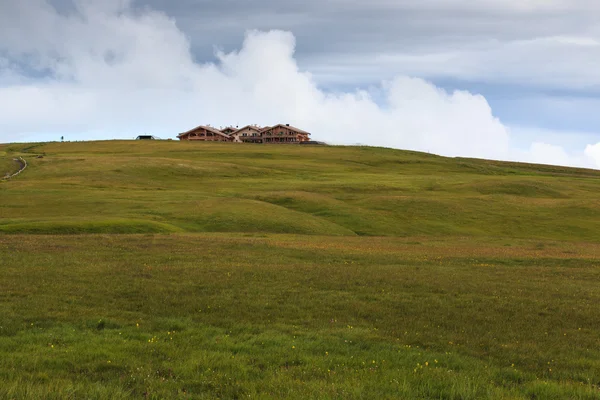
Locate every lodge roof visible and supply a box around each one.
[230,125,262,135]
[262,124,311,135]
[177,125,231,138]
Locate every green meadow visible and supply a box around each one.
[1,141,599,399]
[0,156,20,178]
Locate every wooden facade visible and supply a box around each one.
[177,125,232,142]
[230,125,263,143]
[260,124,310,143]
[178,123,311,143]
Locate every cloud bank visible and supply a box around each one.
[1,0,600,168]
[143,0,600,91]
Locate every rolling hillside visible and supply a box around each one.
[2,140,600,240]
[1,141,599,399]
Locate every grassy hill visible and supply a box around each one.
[2,140,600,239]
[0,155,21,178]
[1,141,599,399]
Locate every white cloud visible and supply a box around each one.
[147,0,600,90]
[502,139,600,169]
[0,0,598,169]
[528,142,577,167]
[584,143,600,168]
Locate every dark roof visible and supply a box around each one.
[299,140,326,145]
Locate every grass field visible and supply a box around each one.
[1,141,600,399]
[0,156,20,178]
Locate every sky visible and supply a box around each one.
[2,0,600,168]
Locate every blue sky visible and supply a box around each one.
[2,0,600,167]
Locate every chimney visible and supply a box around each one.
[286,124,290,126]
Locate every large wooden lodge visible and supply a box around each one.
[177,124,311,143]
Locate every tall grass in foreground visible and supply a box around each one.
[0,234,599,399]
